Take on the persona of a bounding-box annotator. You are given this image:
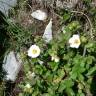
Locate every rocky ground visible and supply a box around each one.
[0,0,96,96]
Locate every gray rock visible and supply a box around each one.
[56,0,79,9]
[43,19,53,43]
[0,0,17,15]
[3,51,22,81]
[31,0,79,9]
[31,10,47,21]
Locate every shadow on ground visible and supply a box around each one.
[0,11,9,80]
[90,71,96,96]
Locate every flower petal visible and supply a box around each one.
[28,45,40,58]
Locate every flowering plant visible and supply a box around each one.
[17,20,96,96]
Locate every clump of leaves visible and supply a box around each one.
[17,19,96,96]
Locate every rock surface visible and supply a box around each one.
[43,19,53,43]
[30,0,79,9]
[3,51,22,81]
[0,0,17,15]
[31,10,47,21]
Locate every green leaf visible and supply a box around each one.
[77,89,85,96]
[48,62,59,72]
[23,63,31,73]
[86,66,96,76]
[58,80,66,93]
[43,70,53,82]
[47,88,55,96]
[63,12,71,22]
[65,21,81,32]
[34,65,44,75]
[58,79,74,93]
[66,88,75,96]
[70,72,77,80]
[31,58,38,63]
[65,79,74,88]
[57,69,65,79]
[85,42,94,48]
[78,74,84,81]
[86,56,95,65]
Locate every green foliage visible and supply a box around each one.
[3,1,96,95]
[6,21,34,51]
[17,18,96,96]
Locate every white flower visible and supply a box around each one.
[54,57,60,62]
[28,45,40,58]
[51,55,60,63]
[69,34,81,48]
[25,84,31,89]
[31,72,35,77]
[31,10,47,21]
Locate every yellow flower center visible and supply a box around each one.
[74,39,80,44]
[32,49,37,54]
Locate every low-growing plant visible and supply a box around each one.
[1,0,96,96]
[17,20,96,96]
